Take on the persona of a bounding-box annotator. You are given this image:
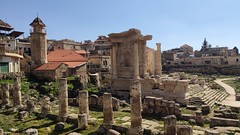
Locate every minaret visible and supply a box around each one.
[30,17,47,68]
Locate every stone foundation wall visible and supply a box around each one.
[163,65,240,75]
[142,96,181,118]
[0,72,24,80]
[141,79,189,105]
[210,117,240,128]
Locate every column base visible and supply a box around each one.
[127,127,143,135]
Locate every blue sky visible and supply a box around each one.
[1,0,240,51]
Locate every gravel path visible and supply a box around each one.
[214,78,240,107]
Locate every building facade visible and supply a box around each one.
[0,19,23,72]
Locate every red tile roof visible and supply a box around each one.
[35,62,64,71]
[48,50,87,62]
[63,62,86,68]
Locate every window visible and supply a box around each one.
[8,44,11,47]
[237,59,239,62]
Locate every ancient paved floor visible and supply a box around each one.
[214,78,240,107]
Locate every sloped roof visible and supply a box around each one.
[48,50,87,62]
[0,19,13,31]
[35,62,64,71]
[63,62,86,68]
[75,50,87,54]
[30,17,46,27]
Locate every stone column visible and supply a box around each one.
[155,43,162,76]
[1,83,10,106]
[78,114,88,130]
[40,96,51,118]
[195,111,204,126]
[0,128,3,135]
[128,80,143,135]
[112,45,117,79]
[13,77,22,107]
[103,93,113,129]
[139,41,147,77]
[164,115,177,135]
[58,78,68,122]
[133,43,140,79]
[78,90,89,117]
[177,125,193,135]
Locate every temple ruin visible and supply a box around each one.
[109,29,190,105]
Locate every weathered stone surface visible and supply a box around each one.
[24,128,38,135]
[186,105,197,110]
[236,93,240,101]
[177,125,192,135]
[164,115,177,135]
[112,125,128,134]
[58,78,68,122]
[39,96,51,118]
[195,111,204,126]
[127,80,143,135]
[155,97,163,106]
[55,122,65,131]
[0,129,3,135]
[26,100,35,114]
[97,124,106,134]
[188,119,196,125]
[68,132,81,135]
[78,114,88,130]
[13,77,22,107]
[180,114,193,121]
[144,96,155,107]
[89,94,98,108]
[103,93,113,129]
[107,129,120,135]
[202,105,210,115]
[18,111,29,120]
[112,97,120,111]
[210,117,240,128]
[1,83,10,106]
[204,129,220,135]
[230,106,239,113]
[78,90,89,117]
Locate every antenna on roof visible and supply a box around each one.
[37,13,39,17]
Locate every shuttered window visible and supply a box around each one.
[0,62,9,72]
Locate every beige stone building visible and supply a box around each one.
[227,56,240,65]
[49,39,82,51]
[180,44,193,55]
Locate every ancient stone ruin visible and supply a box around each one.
[58,78,68,122]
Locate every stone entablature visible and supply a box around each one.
[109,28,152,80]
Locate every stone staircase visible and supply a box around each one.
[186,84,229,108]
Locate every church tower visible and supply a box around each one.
[30,17,47,68]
